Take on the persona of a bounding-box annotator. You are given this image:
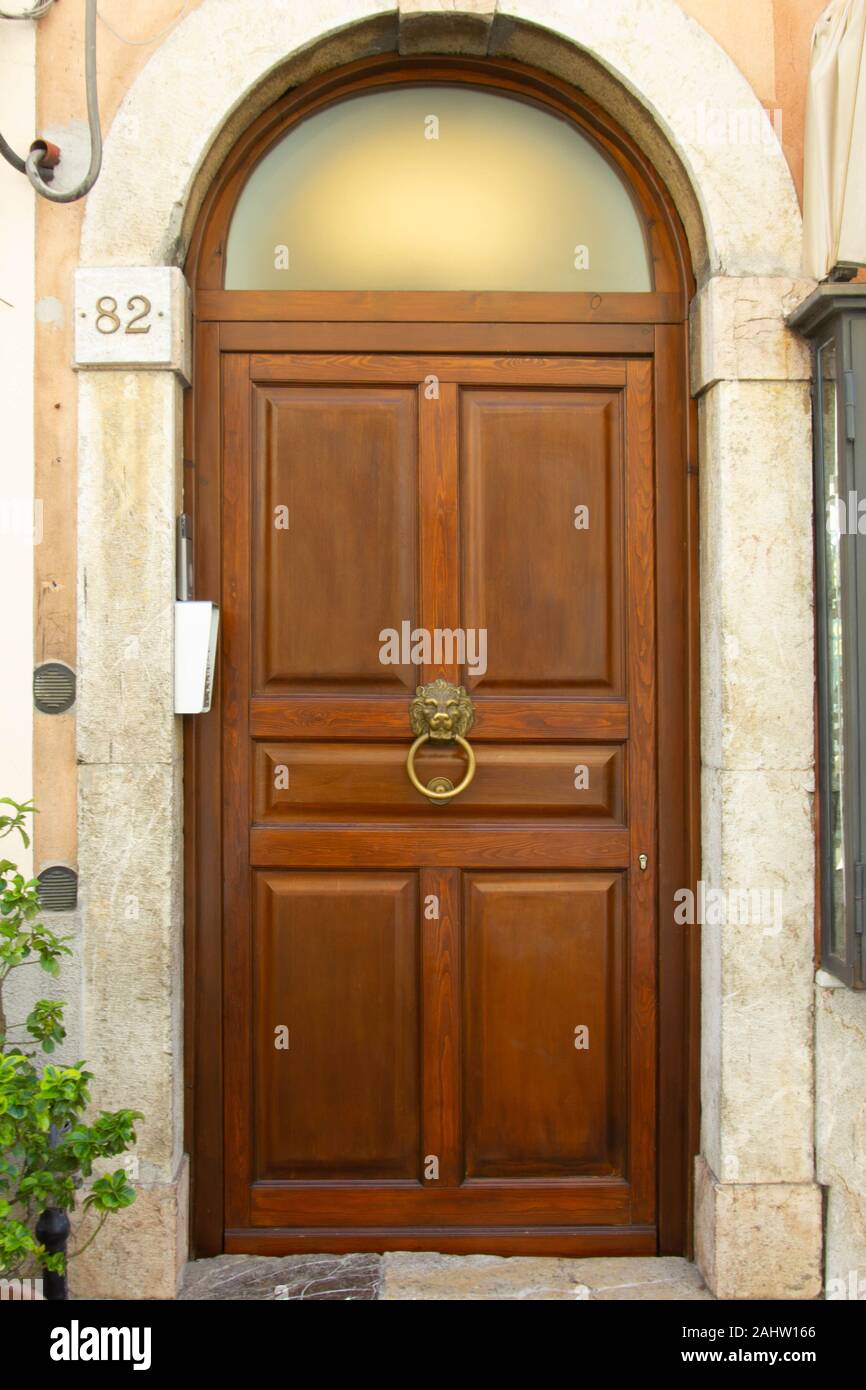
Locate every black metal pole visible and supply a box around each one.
[35,1205,70,1301]
[36,1121,70,1300]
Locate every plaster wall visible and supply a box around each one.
[0,15,35,863]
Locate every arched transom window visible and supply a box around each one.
[224,85,654,292]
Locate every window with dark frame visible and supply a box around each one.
[791,286,866,988]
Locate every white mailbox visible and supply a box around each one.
[174,601,219,714]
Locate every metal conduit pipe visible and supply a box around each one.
[25,0,101,202]
[0,129,26,175]
[0,0,101,202]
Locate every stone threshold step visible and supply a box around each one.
[178,1252,713,1302]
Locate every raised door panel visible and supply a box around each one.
[252,384,418,694]
[252,871,420,1181]
[460,389,624,697]
[253,742,625,822]
[463,872,626,1180]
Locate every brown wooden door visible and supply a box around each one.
[218,349,657,1253]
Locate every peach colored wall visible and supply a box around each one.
[30,0,823,876]
[679,0,827,203]
[32,1,204,864]
[0,14,35,877]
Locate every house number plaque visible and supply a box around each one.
[74,267,191,383]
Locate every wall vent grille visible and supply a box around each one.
[37,866,78,913]
[33,662,76,714]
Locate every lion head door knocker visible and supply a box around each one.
[406,678,476,802]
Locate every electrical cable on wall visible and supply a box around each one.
[0,0,102,203]
[0,1,55,19]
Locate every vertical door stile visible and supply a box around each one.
[188,319,224,1256]
[418,377,463,1186]
[419,378,460,686]
[624,358,658,1228]
[222,352,253,1230]
[420,867,463,1186]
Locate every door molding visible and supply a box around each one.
[183,56,699,1261]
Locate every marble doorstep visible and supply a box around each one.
[179,1253,712,1301]
[178,1253,380,1301]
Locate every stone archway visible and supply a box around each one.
[74,0,820,1299]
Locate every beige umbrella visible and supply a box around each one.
[803,0,866,279]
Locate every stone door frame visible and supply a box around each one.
[73,0,820,1300]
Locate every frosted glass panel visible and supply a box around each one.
[225,86,653,291]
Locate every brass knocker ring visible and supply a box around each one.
[406,731,476,802]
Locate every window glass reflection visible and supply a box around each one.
[820,340,846,958]
[225,86,654,292]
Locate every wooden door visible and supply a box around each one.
[215,348,658,1253]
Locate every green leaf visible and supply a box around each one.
[84,1169,137,1214]
[0,795,139,1276]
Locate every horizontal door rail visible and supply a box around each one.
[197,289,686,324]
[250,352,627,386]
[219,321,656,354]
[250,826,630,869]
[249,697,629,741]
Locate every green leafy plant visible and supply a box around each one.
[0,798,142,1279]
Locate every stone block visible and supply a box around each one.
[398,0,495,53]
[699,380,814,773]
[72,1159,188,1300]
[74,268,191,384]
[691,277,813,394]
[77,371,181,767]
[695,1157,822,1300]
